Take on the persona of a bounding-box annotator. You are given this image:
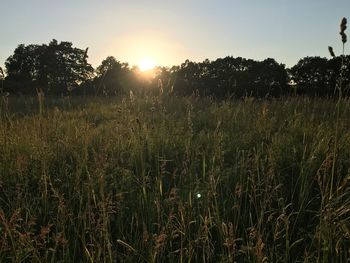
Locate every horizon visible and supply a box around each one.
[0,0,349,71]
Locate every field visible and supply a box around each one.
[0,95,350,262]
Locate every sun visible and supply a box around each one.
[138,58,156,72]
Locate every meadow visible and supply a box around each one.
[0,95,350,262]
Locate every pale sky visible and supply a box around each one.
[0,0,349,70]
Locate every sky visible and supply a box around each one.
[0,0,349,71]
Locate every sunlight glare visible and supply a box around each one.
[138,58,156,72]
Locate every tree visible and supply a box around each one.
[5,44,41,94]
[5,40,94,95]
[169,57,289,98]
[94,56,131,96]
[289,57,330,96]
[173,59,201,96]
[327,55,350,96]
[249,58,288,97]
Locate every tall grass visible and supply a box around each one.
[0,95,350,262]
[318,17,350,263]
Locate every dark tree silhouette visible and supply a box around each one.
[250,58,288,97]
[290,56,350,96]
[5,40,93,95]
[4,39,350,98]
[93,56,130,96]
[327,55,350,96]
[172,60,200,96]
[290,57,329,96]
[163,56,288,98]
[5,44,41,94]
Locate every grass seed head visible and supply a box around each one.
[341,33,347,44]
[340,17,348,44]
[0,67,4,79]
[340,17,347,34]
[83,47,88,60]
[328,46,336,57]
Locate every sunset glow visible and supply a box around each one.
[138,58,156,72]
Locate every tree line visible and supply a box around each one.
[1,39,349,98]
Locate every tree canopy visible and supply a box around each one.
[2,39,350,98]
[290,56,350,96]
[5,40,93,95]
[94,56,131,96]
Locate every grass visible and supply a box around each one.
[0,95,350,262]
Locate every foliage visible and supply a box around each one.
[5,40,94,95]
[93,56,131,96]
[4,40,350,98]
[290,56,350,96]
[167,57,288,98]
